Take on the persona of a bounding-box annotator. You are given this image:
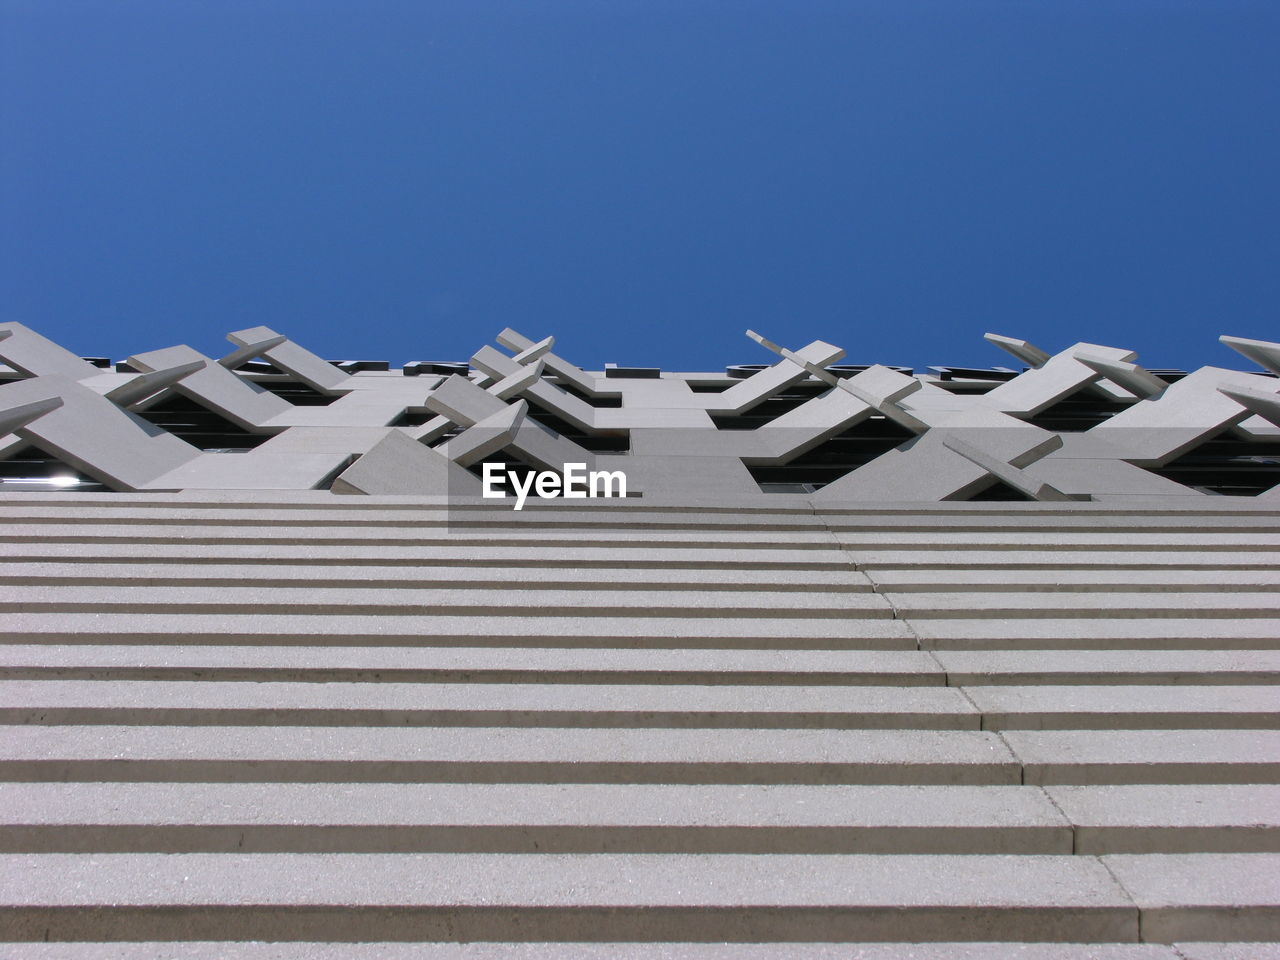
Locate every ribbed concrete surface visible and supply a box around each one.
[0,492,1277,953]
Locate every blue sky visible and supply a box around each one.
[3,0,1278,374]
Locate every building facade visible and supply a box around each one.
[0,322,1278,955]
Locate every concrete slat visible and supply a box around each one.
[964,685,1280,729]
[0,645,946,686]
[0,783,1071,854]
[0,726,1022,785]
[1103,853,1280,942]
[0,853,1138,942]
[0,680,978,730]
[1005,730,1280,785]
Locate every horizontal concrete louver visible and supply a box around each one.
[0,493,1276,952]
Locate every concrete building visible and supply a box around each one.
[1,320,1278,956]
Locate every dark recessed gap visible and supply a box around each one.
[389,409,437,427]
[133,395,271,450]
[523,398,629,453]
[1026,397,1131,432]
[548,381,623,408]
[712,385,833,430]
[246,378,339,406]
[963,479,1035,501]
[747,416,915,490]
[0,444,112,492]
[312,455,359,491]
[1145,437,1280,497]
[227,359,284,374]
[687,382,733,393]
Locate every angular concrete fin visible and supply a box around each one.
[105,361,206,408]
[330,429,479,495]
[985,333,1051,369]
[1218,383,1280,426]
[424,373,508,427]
[942,433,1086,501]
[441,400,529,467]
[513,336,555,365]
[1073,351,1167,399]
[0,375,198,490]
[471,344,522,382]
[128,344,291,429]
[1221,335,1280,375]
[837,366,928,433]
[496,328,537,352]
[491,360,547,401]
[0,395,63,435]
[706,337,846,415]
[0,322,103,380]
[496,327,618,398]
[225,326,352,393]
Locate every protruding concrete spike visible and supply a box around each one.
[409,415,459,444]
[440,400,528,467]
[105,361,207,408]
[942,434,1086,502]
[836,367,928,434]
[0,322,103,380]
[490,359,546,401]
[496,327,620,399]
[224,326,352,393]
[513,336,555,365]
[985,333,1052,369]
[217,335,289,370]
[496,328,537,352]
[1218,383,1280,426]
[127,345,290,430]
[746,330,842,386]
[1073,351,1167,399]
[1221,335,1280,375]
[330,429,479,496]
[424,373,507,427]
[470,344,521,382]
[0,396,63,435]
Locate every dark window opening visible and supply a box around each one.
[249,379,339,406]
[748,416,915,490]
[133,395,270,450]
[711,385,832,429]
[1146,437,1280,497]
[963,478,1035,501]
[1026,397,1131,432]
[389,408,437,427]
[523,399,629,453]
[226,359,283,374]
[0,444,111,492]
[547,380,623,408]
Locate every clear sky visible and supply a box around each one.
[3,0,1278,374]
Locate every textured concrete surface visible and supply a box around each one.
[4,945,1189,959]
[1006,730,1280,784]
[0,490,1275,949]
[1047,785,1280,853]
[0,853,1140,941]
[0,782,1072,854]
[1103,854,1280,941]
[0,725,1021,784]
[0,679,978,728]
